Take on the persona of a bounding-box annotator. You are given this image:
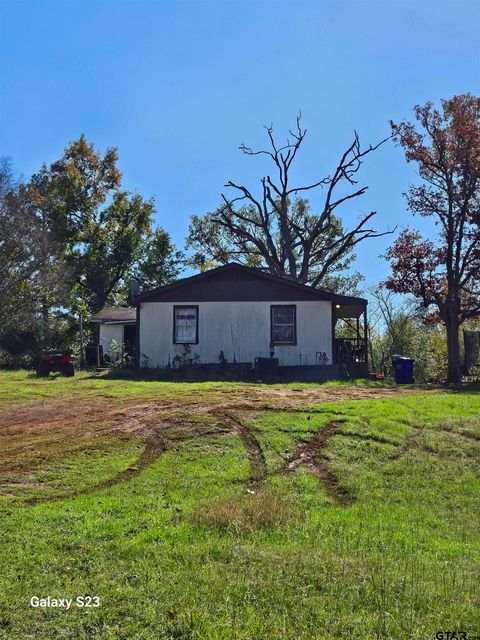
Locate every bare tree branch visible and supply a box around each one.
[189,114,390,288]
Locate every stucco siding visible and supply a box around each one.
[139,300,332,368]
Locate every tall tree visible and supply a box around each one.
[135,227,183,290]
[0,159,67,330]
[0,157,33,327]
[74,191,155,311]
[187,114,391,289]
[24,135,125,317]
[1,139,182,365]
[25,135,166,314]
[0,157,71,361]
[385,94,480,383]
[35,134,122,242]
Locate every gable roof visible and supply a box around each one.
[138,263,367,312]
[90,306,137,323]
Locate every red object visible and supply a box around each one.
[36,349,75,377]
[41,350,72,363]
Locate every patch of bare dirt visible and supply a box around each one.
[0,383,426,505]
[0,384,416,437]
[234,384,416,408]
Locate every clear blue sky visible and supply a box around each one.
[1,0,479,288]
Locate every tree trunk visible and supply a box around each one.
[445,307,461,383]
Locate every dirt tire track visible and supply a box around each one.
[284,420,354,505]
[25,427,168,505]
[435,425,480,442]
[1,387,429,506]
[22,412,238,505]
[218,411,267,486]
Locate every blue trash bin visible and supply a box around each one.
[392,355,415,384]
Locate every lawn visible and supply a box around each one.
[0,372,479,639]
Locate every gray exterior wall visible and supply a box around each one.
[139,300,332,368]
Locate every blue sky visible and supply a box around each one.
[1,0,479,288]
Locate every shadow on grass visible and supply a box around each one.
[87,368,404,387]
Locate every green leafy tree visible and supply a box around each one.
[1,140,182,364]
[34,134,122,242]
[0,158,74,366]
[385,95,480,382]
[25,135,166,314]
[0,158,32,328]
[73,191,154,311]
[23,135,125,316]
[135,227,184,290]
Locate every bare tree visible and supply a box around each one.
[367,287,416,374]
[188,114,393,287]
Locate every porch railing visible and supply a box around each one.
[334,337,367,364]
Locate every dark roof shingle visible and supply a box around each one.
[90,307,137,323]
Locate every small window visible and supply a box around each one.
[174,306,198,344]
[271,305,296,345]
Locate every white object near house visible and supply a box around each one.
[90,307,137,361]
[136,263,369,378]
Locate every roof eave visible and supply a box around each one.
[138,263,368,305]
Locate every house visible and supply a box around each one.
[136,263,369,380]
[90,306,137,361]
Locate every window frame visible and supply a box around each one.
[173,305,199,345]
[270,304,297,346]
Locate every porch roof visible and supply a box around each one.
[333,301,367,320]
[90,307,137,324]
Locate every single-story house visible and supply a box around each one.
[135,263,369,380]
[90,306,137,361]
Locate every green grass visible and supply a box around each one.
[0,370,250,405]
[0,370,402,406]
[0,372,479,639]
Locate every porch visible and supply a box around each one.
[332,297,369,378]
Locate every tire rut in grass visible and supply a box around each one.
[13,393,421,507]
[92,428,167,489]
[385,399,425,461]
[23,419,233,505]
[24,429,167,505]
[436,425,480,442]
[217,411,267,486]
[284,420,354,505]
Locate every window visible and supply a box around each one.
[271,305,296,345]
[174,306,198,344]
